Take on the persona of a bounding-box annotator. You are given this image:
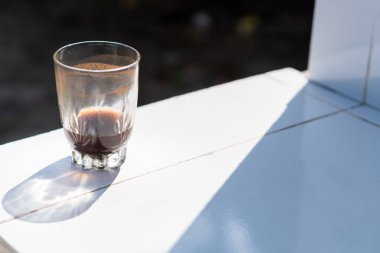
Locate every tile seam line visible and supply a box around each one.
[0,109,345,224]
[115,105,355,185]
[302,91,359,111]
[0,108,347,224]
[343,105,380,128]
[264,104,361,136]
[361,102,380,114]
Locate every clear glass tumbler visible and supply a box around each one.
[53,41,140,169]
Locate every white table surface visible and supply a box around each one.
[1,68,380,252]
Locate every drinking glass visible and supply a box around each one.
[53,41,140,169]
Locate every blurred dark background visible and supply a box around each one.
[0,0,314,144]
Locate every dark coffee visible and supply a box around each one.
[64,107,131,154]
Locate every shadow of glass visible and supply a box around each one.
[170,82,366,252]
[2,157,119,223]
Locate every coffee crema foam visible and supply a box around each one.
[73,62,121,70]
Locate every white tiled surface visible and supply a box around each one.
[2,68,378,253]
[308,0,380,101]
[0,69,351,223]
[171,112,380,253]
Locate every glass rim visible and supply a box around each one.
[53,41,141,73]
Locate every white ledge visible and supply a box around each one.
[1,68,380,253]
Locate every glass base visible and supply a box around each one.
[72,148,126,169]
